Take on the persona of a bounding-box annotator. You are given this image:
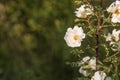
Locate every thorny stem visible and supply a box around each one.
[95,32,99,71]
[95,0,104,71]
[86,0,104,71]
[95,13,102,71]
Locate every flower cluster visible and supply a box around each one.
[64,0,120,79]
[79,56,96,77]
[78,56,113,80]
[106,29,120,51]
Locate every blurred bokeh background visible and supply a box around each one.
[0,0,114,80]
[0,0,76,80]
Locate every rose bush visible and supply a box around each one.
[64,0,120,80]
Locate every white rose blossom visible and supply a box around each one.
[106,29,120,42]
[79,56,96,76]
[75,4,93,18]
[78,56,90,66]
[82,56,90,62]
[91,71,106,80]
[64,26,85,47]
[88,57,96,70]
[79,67,89,77]
[107,0,120,23]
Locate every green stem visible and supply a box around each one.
[114,63,118,80]
[103,51,120,62]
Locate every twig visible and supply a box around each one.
[101,13,112,26]
[95,13,101,71]
[103,51,120,62]
[86,16,91,26]
[85,0,91,5]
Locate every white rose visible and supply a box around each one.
[91,71,106,80]
[78,56,90,66]
[75,5,93,18]
[107,0,120,23]
[64,26,85,47]
[106,33,112,42]
[82,56,90,62]
[88,57,96,70]
[79,67,89,77]
[106,29,120,42]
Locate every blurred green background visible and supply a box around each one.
[0,0,76,80]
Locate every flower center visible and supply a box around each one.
[114,9,120,14]
[82,13,87,18]
[74,35,78,41]
[112,36,117,41]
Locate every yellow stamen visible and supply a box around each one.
[74,35,78,41]
[114,9,120,14]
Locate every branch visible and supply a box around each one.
[95,13,101,71]
[103,51,120,62]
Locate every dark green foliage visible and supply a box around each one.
[0,0,76,80]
